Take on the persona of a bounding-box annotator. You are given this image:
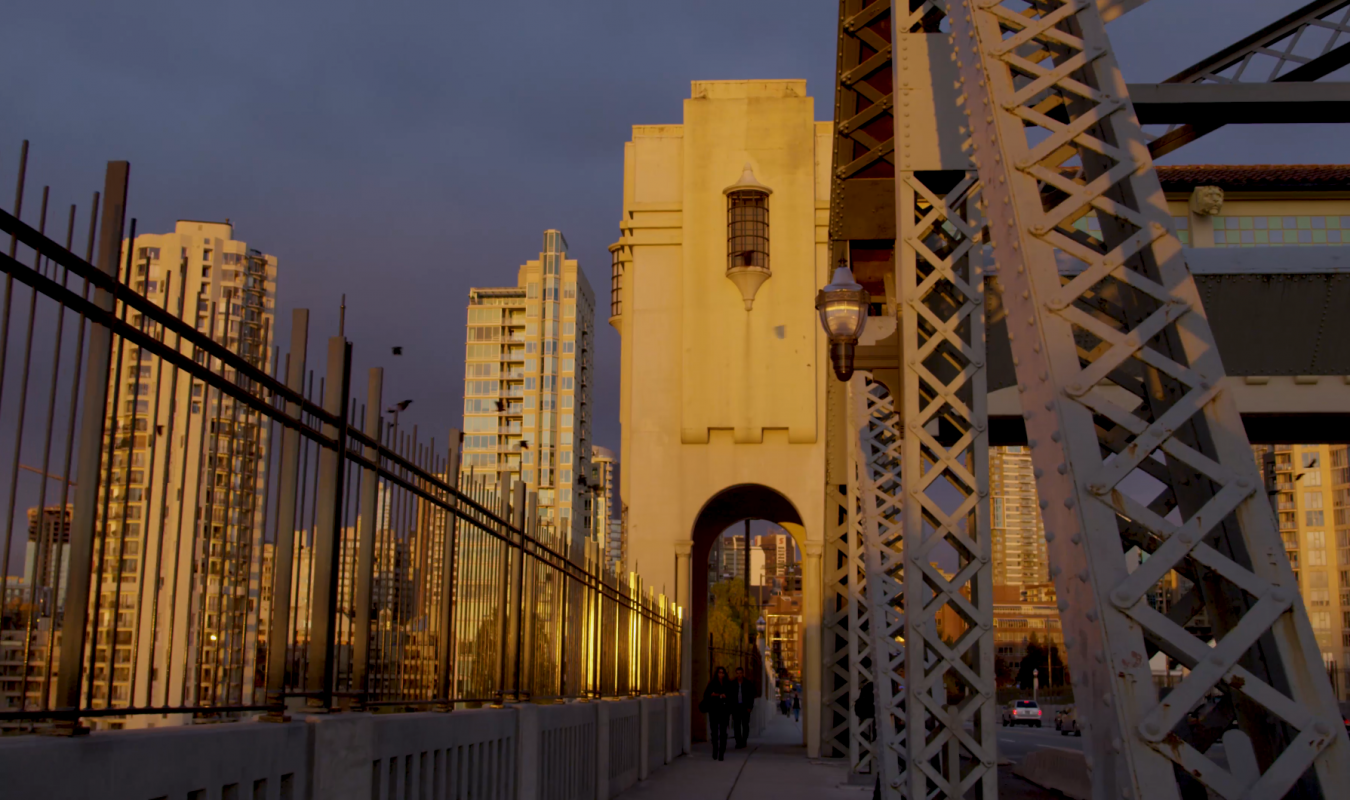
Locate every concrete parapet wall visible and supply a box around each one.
[312,707,518,800]
[0,716,309,800]
[0,694,685,800]
[606,699,642,797]
[1013,747,1090,800]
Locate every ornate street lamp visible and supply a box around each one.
[815,259,870,381]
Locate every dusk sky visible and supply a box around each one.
[1,0,1344,458]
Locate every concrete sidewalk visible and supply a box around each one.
[615,713,1062,800]
[615,714,871,800]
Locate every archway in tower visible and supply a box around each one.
[689,483,805,743]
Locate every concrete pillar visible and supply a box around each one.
[674,539,694,755]
[595,701,610,800]
[802,540,823,758]
[516,703,540,800]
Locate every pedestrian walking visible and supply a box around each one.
[701,666,732,761]
[792,693,801,722]
[730,667,757,749]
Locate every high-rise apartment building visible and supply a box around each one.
[89,220,276,724]
[590,446,621,571]
[1255,444,1350,687]
[460,230,596,552]
[990,447,1050,591]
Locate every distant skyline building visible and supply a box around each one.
[22,505,72,619]
[590,446,622,571]
[460,230,596,552]
[990,447,1050,592]
[1255,444,1350,687]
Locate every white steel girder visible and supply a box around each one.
[942,2,1350,799]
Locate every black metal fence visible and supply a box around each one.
[0,150,680,733]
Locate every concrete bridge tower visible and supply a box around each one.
[609,80,832,756]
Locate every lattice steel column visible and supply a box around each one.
[850,376,905,796]
[947,2,1350,799]
[895,168,995,800]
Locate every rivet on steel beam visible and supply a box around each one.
[1057,463,1068,475]
[1070,533,1082,545]
[1050,565,1062,577]
[1045,531,1055,543]
[1051,431,1061,442]
[1111,589,1132,608]
[1086,608,1098,622]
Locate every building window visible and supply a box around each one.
[727,190,769,270]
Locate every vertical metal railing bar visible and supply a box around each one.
[246,317,275,704]
[17,202,77,720]
[142,265,182,708]
[38,189,97,715]
[334,399,355,697]
[127,265,168,710]
[269,317,308,713]
[351,368,381,704]
[223,344,247,707]
[1,185,46,628]
[293,370,316,693]
[189,301,222,708]
[88,217,136,712]
[320,339,350,707]
[160,262,200,709]
[437,430,459,708]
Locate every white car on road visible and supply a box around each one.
[1002,699,1043,728]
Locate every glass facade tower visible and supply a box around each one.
[461,230,595,548]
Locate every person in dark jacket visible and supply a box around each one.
[792,693,801,722]
[702,666,732,761]
[731,667,757,749]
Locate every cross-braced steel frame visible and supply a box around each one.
[829,1,1350,798]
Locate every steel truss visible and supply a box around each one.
[940,2,1350,799]
[850,376,905,793]
[1150,0,1350,157]
[895,168,993,800]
